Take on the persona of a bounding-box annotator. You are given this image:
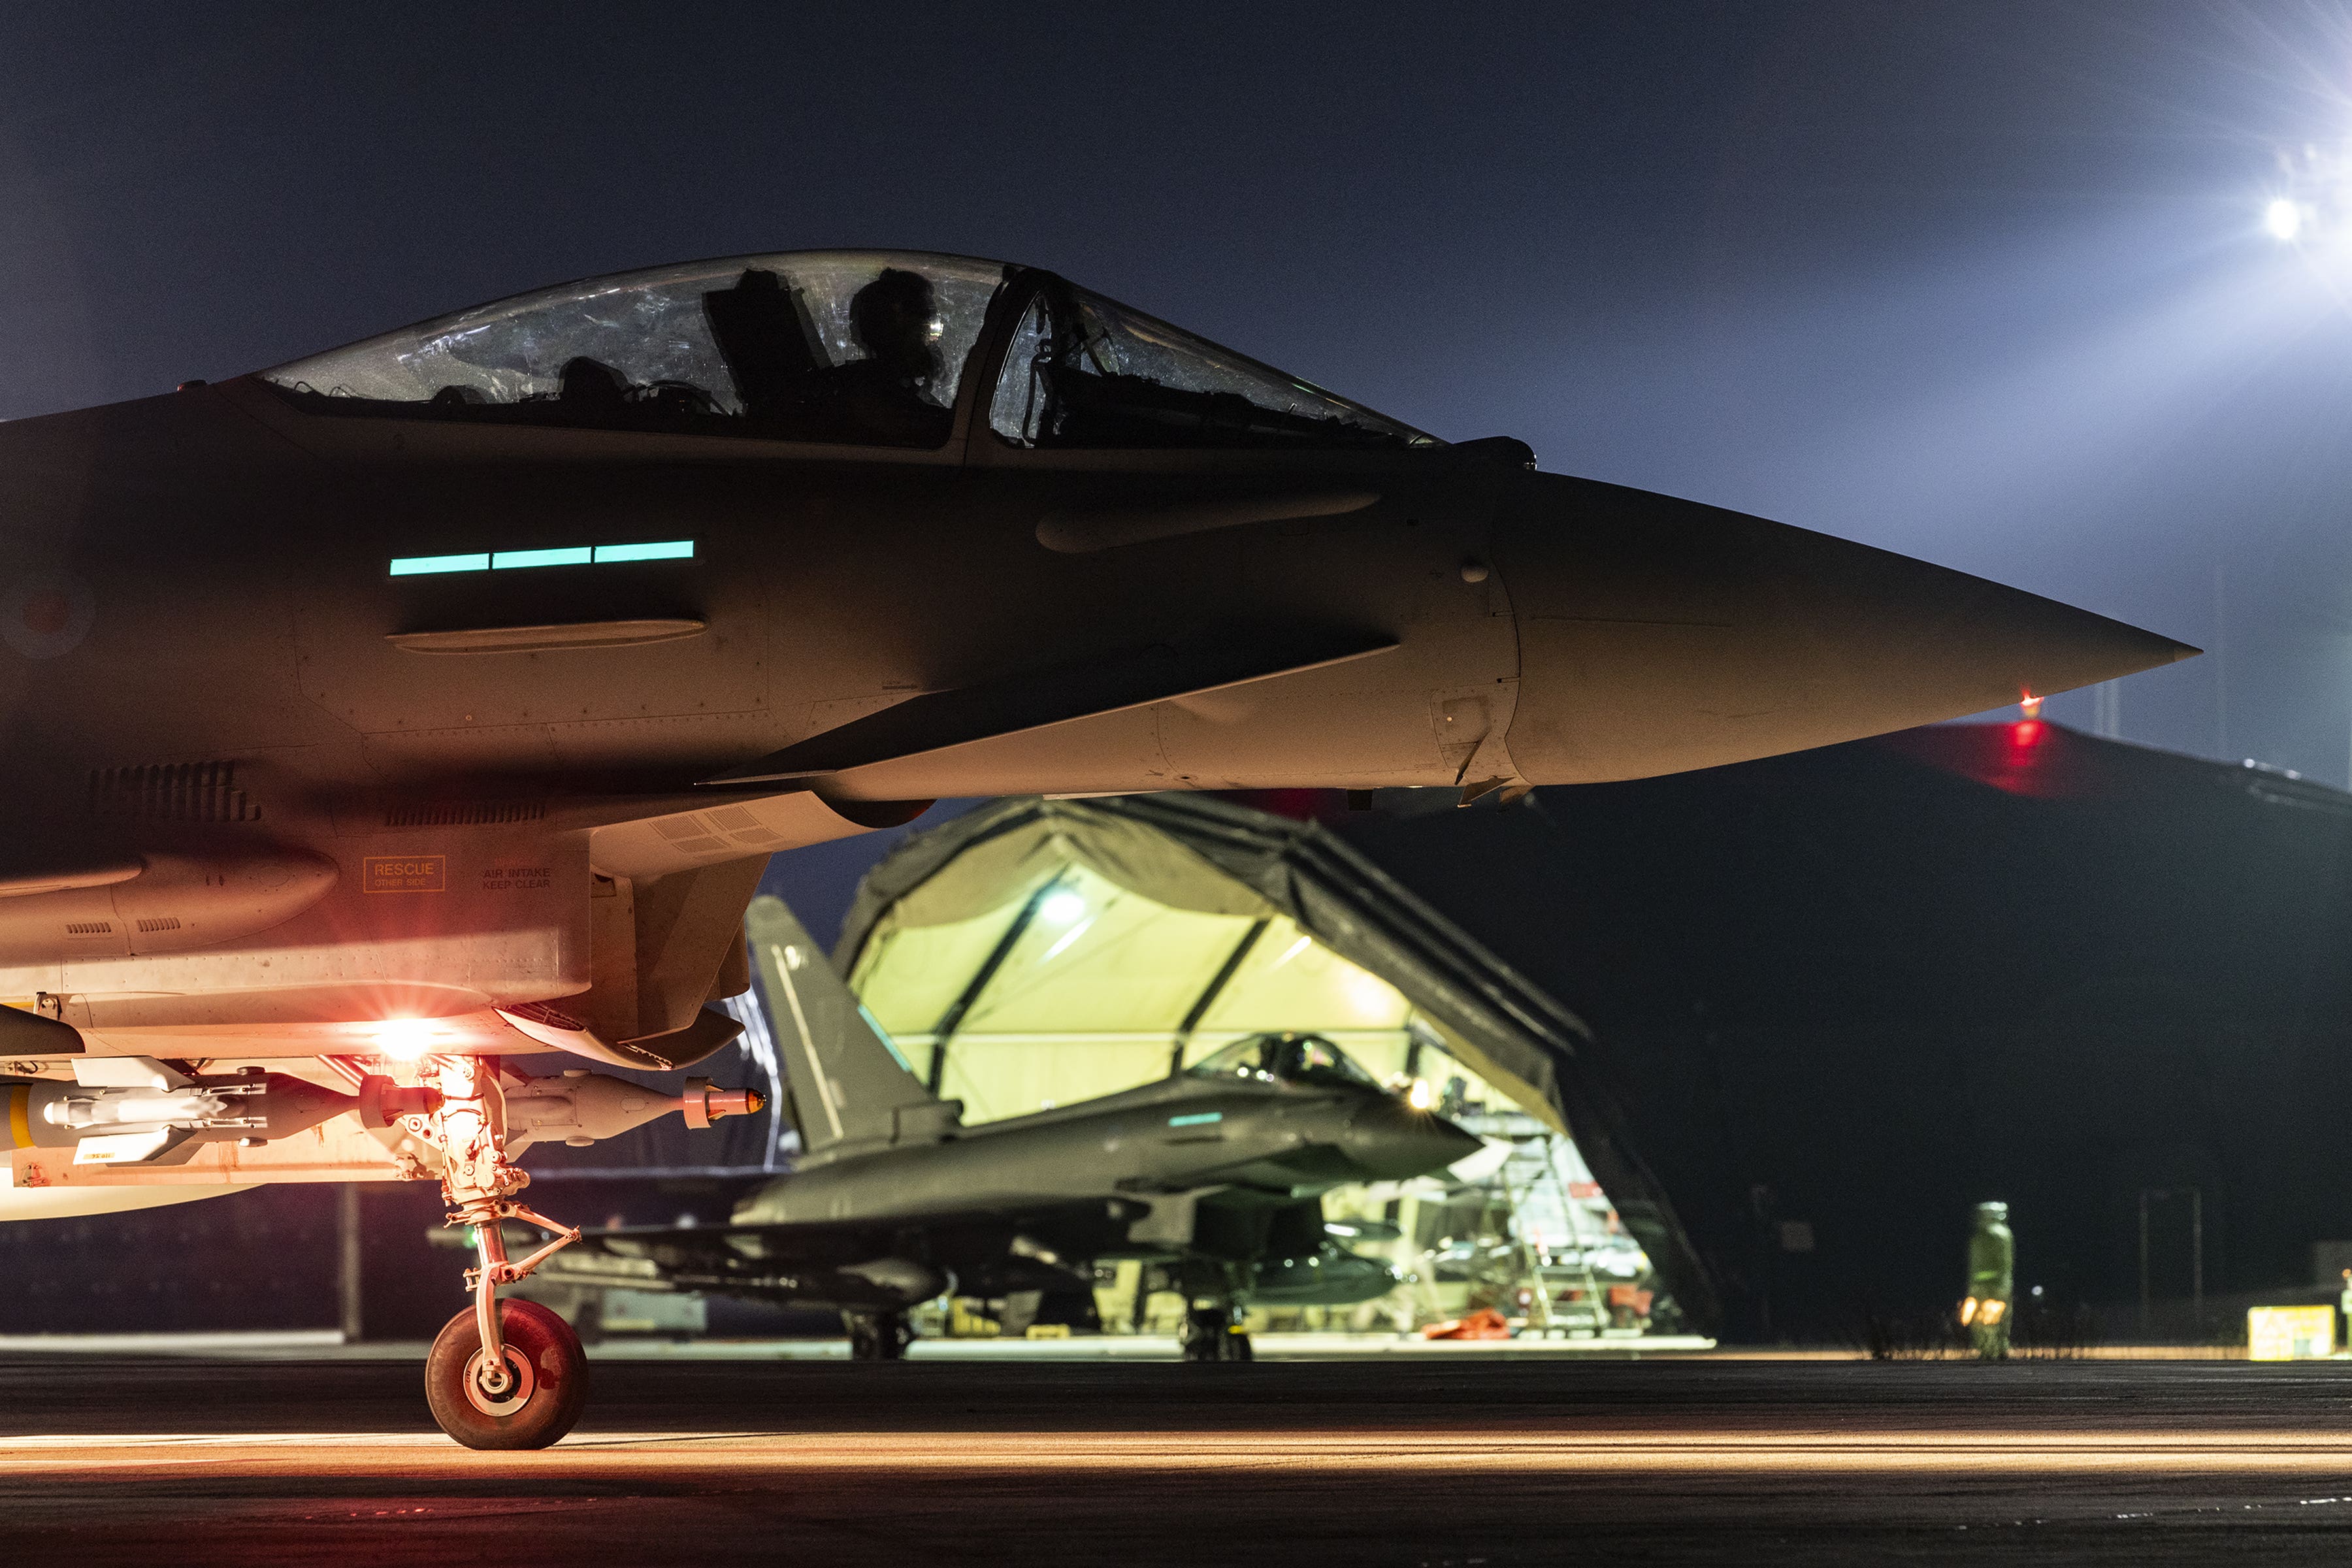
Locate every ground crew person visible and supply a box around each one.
[1959,1201,2014,1360]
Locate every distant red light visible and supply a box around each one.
[2010,719,2046,749]
[2019,693,2043,719]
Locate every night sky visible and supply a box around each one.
[5,2,2351,932]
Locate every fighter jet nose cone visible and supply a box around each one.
[1344,1098,1484,1181]
[1494,476,2198,785]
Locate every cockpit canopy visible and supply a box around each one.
[1186,1032,1383,1092]
[260,249,1435,453]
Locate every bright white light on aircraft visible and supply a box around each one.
[1407,1078,1433,1111]
[1038,889,1086,925]
[2268,198,2304,241]
[372,1018,441,1060]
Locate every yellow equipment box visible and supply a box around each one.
[2247,1305,2336,1360]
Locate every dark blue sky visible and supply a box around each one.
[5,1,2351,925]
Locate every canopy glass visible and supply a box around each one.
[260,250,1005,448]
[987,284,1435,451]
[259,250,1435,453]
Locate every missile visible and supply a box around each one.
[1,1058,353,1166]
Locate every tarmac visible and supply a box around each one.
[8,1345,2352,1565]
[0,1328,1717,1360]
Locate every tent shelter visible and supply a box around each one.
[836,792,1716,1331]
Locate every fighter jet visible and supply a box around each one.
[0,248,2191,1445]
[485,899,1469,1361]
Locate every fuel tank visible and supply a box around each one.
[0,849,338,964]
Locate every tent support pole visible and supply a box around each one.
[926,870,1066,1094]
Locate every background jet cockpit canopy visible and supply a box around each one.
[1187,1032,1385,1091]
[257,249,1440,453]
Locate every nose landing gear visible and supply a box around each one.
[1180,1301,1254,1362]
[844,1308,913,1362]
[417,1054,588,1449]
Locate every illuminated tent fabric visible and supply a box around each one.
[834,792,1718,1330]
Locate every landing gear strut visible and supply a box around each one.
[845,1309,912,1362]
[417,1055,588,1448]
[1180,1301,1254,1362]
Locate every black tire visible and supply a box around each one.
[845,1310,911,1362]
[425,1299,589,1450]
[1180,1307,1230,1363]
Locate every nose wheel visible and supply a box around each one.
[844,1309,913,1362]
[425,1297,589,1449]
[1180,1303,1254,1362]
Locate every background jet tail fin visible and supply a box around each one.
[745,894,948,1156]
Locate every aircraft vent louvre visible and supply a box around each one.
[382,800,547,828]
[135,917,181,934]
[505,1001,585,1032]
[649,808,779,853]
[88,762,259,823]
[64,921,113,936]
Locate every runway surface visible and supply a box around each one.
[10,1353,2352,1565]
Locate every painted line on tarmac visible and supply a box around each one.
[8,1429,2352,1476]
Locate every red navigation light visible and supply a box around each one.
[2010,719,2046,750]
[2019,693,2043,719]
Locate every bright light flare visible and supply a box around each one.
[2255,140,2352,294]
[1037,889,1086,925]
[372,1017,442,1060]
[1406,1078,1434,1111]
[2018,693,2042,719]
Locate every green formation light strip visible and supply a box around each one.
[389,540,694,577]
[1167,1111,1224,1127]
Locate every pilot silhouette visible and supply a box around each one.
[813,267,953,447]
[703,265,953,446]
[555,355,630,416]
